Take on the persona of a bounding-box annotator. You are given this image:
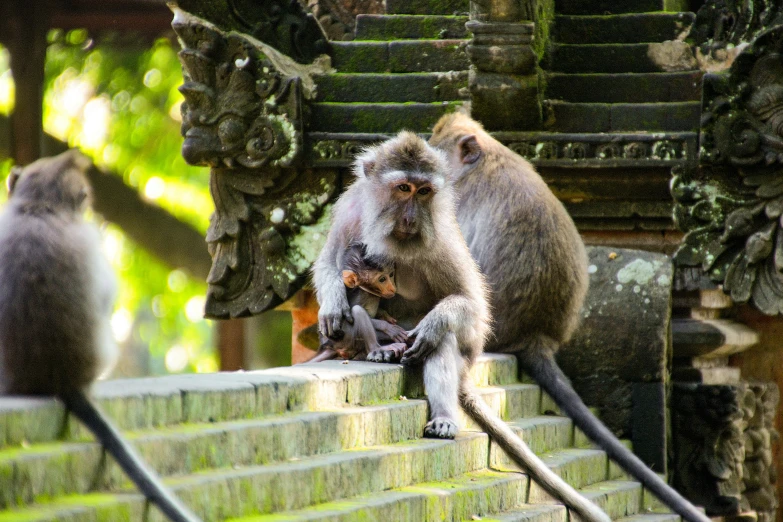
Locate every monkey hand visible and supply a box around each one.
[401,316,446,364]
[378,322,408,344]
[367,343,406,363]
[318,294,354,340]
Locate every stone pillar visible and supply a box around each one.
[467,0,546,130]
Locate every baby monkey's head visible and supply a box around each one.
[341,243,396,299]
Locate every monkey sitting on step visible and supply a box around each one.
[309,242,407,362]
[314,131,612,522]
[429,112,709,522]
[0,151,199,522]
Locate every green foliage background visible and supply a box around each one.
[0,32,223,375]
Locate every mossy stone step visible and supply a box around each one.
[483,481,646,521]
[386,0,469,16]
[1,433,491,521]
[355,14,469,40]
[309,102,463,133]
[314,72,468,103]
[227,469,528,521]
[616,514,680,522]
[554,0,689,15]
[0,400,428,509]
[550,43,697,74]
[488,416,575,462]
[546,72,702,103]
[553,13,695,44]
[330,40,468,73]
[1,382,545,509]
[0,354,519,449]
[545,101,700,132]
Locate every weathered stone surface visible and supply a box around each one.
[554,0,688,15]
[0,398,65,448]
[314,72,467,103]
[546,102,700,133]
[330,40,468,73]
[558,246,671,473]
[580,480,644,520]
[309,102,462,133]
[489,416,574,468]
[526,449,609,501]
[551,43,697,74]
[385,0,468,15]
[546,72,702,104]
[355,14,469,40]
[481,503,568,522]
[239,470,527,521]
[553,13,695,44]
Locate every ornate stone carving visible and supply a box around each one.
[672,383,749,516]
[672,27,783,314]
[742,383,780,522]
[691,0,783,52]
[173,10,337,318]
[172,0,329,64]
[307,133,694,167]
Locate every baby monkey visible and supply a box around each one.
[0,151,199,522]
[310,243,407,362]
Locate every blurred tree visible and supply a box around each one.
[0,32,292,375]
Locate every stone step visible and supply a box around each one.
[546,72,702,103]
[309,102,463,133]
[0,433,491,520]
[386,0,469,16]
[554,13,695,44]
[616,514,681,522]
[314,72,468,103]
[458,480,647,521]
[545,101,700,133]
[0,353,518,448]
[0,418,632,520]
[550,43,697,74]
[554,0,689,15]
[228,469,530,521]
[331,40,468,73]
[355,14,469,40]
[0,384,547,509]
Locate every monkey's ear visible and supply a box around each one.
[342,270,359,288]
[360,160,375,178]
[458,135,482,165]
[6,166,22,195]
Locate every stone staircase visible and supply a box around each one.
[0,354,678,521]
[308,0,470,140]
[546,0,700,134]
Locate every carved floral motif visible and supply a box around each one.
[173,12,337,318]
[672,28,783,314]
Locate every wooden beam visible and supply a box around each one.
[3,0,50,165]
[217,319,246,371]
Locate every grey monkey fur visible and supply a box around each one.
[0,150,199,522]
[429,112,710,522]
[313,131,612,522]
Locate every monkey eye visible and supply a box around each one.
[389,272,394,279]
[379,276,387,282]
[417,187,432,196]
[397,184,411,192]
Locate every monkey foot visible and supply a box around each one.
[424,417,458,439]
[366,343,406,363]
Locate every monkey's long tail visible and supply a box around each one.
[519,339,710,522]
[63,391,202,522]
[460,386,612,522]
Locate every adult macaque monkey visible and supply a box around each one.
[0,151,200,522]
[313,132,611,522]
[429,113,709,522]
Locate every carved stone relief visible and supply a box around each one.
[672,383,748,515]
[173,10,337,318]
[672,27,783,314]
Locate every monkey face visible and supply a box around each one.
[367,268,396,299]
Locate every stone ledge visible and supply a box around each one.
[0,354,517,447]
